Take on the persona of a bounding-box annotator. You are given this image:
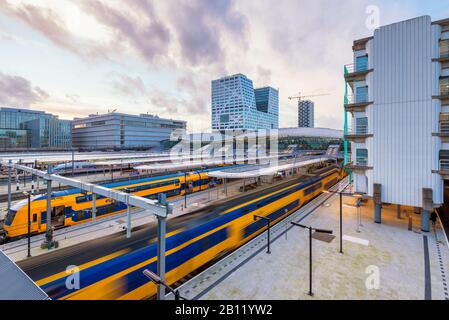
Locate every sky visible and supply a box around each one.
[0,0,447,132]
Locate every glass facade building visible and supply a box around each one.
[298,100,314,128]
[211,74,279,130]
[0,107,72,150]
[72,112,186,150]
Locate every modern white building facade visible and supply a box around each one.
[211,74,279,131]
[72,112,186,150]
[345,15,449,231]
[298,100,314,128]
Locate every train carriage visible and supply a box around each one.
[2,168,225,241]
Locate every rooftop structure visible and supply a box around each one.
[72,112,186,151]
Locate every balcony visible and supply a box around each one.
[432,42,449,62]
[433,82,449,103]
[432,115,449,140]
[344,93,373,111]
[432,157,449,179]
[344,124,373,142]
[345,150,372,172]
[344,62,373,81]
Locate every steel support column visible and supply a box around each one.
[421,209,430,233]
[373,183,382,224]
[92,193,97,220]
[7,160,11,214]
[126,199,131,239]
[157,193,168,300]
[46,166,53,249]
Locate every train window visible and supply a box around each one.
[32,214,37,223]
[76,195,87,203]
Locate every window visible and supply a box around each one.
[355,86,368,103]
[356,149,368,166]
[440,77,449,96]
[440,39,449,58]
[33,214,37,223]
[355,117,368,134]
[356,55,368,72]
[220,114,230,123]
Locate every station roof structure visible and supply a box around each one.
[134,155,279,172]
[0,151,170,165]
[0,249,49,300]
[207,157,335,178]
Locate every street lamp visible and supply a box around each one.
[253,215,272,254]
[143,269,187,300]
[23,191,31,258]
[291,221,333,297]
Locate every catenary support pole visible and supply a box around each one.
[46,165,53,249]
[7,160,11,214]
[92,193,97,220]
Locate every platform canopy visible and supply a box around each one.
[206,157,335,179]
[0,250,49,300]
[134,155,278,172]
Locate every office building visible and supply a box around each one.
[0,107,72,150]
[344,15,449,231]
[72,112,186,150]
[211,74,279,130]
[298,100,314,128]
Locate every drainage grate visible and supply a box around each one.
[433,225,449,300]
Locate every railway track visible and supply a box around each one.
[166,176,349,300]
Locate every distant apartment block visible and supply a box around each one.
[211,73,279,130]
[72,112,186,150]
[298,100,314,128]
[344,15,449,231]
[0,107,72,150]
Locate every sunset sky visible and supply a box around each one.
[0,0,447,131]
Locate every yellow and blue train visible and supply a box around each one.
[20,164,344,300]
[2,167,229,241]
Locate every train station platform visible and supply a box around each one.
[171,182,449,300]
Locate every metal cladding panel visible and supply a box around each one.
[372,16,441,207]
[0,250,49,300]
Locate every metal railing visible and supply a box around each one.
[354,123,368,135]
[344,62,369,74]
[440,121,449,134]
[440,159,449,171]
[345,92,369,105]
[440,81,449,96]
[356,156,368,166]
[440,43,449,58]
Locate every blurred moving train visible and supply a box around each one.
[1,167,227,241]
[20,163,344,300]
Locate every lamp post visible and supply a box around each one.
[23,191,31,258]
[253,215,272,254]
[291,221,333,297]
[143,269,187,300]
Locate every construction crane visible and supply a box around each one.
[288,92,329,102]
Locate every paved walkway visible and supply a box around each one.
[198,194,449,300]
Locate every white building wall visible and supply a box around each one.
[370,15,441,207]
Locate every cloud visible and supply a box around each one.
[109,73,146,97]
[0,0,427,131]
[0,71,49,106]
[76,0,171,65]
[0,0,109,60]
[167,0,248,67]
